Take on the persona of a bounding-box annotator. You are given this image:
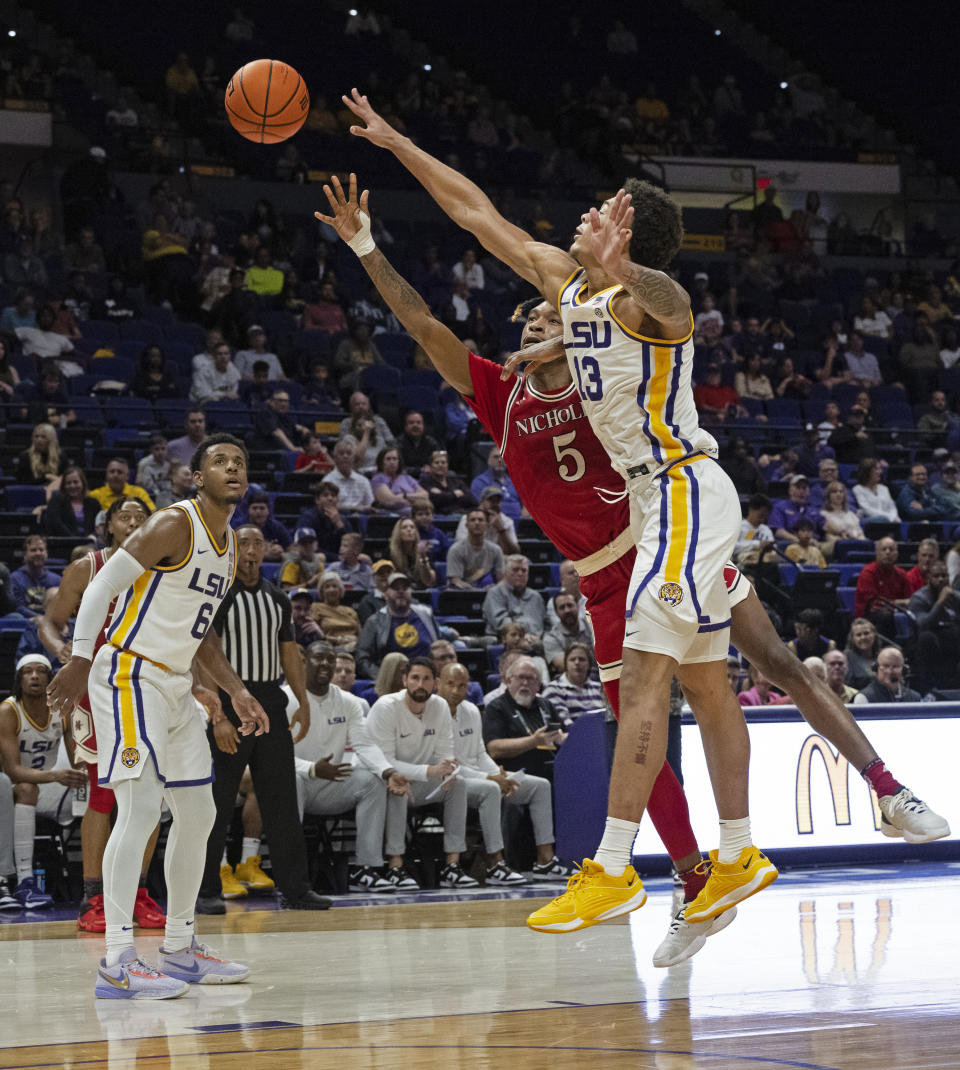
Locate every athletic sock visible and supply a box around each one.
[13,805,35,882]
[678,861,709,901]
[860,759,902,799]
[717,817,752,864]
[242,837,260,861]
[592,817,640,876]
[221,848,229,866]
[163,918,195,952]
[104,924,135,966]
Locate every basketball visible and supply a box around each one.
[224,58,309,144]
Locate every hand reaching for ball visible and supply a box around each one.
[315,173,370,245]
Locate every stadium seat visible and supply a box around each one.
[4,485,46,510]
[105,397,154,428]
[119,320,164,344]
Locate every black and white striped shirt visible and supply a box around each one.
[213,576,294,684]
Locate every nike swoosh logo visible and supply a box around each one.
[173,960,202,974]
[121,925,133,932]
[742,855,755,870]
[197,548,209,555]
[399,732,411,738]
[99,969,130,990]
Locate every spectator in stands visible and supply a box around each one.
[774,355,813,400]
[823,650,859,703]
[0,561,15,616]
[541,641,605,724]
[4,238,47,289]
[290,434,331,478]
[896,463,941,522]
[933,460,960,520]
[309,573,361,651]
[733,352,774,402]
[542,592,594,674]
[898,316,942,402]
[252,388,309,452]
[289,588,324,647]
[90,457,155,511]
[12,361,74,428]
[167,407,207,467]
[482,554,545,637]
[303,281,348,335]
[279,527,324,590]
[370,447,425,514]
[327,439,374,511]
[844,618,888,691]
[388,518,437,588]
[244,491,291,561]
[355,559,393,624]
[0,338,17,400]
[808,458,846,510]
[135,434,175,503]
[793,423,835,479]
[14,423,67,487]
[244,246,284,297]
[752,185,783,236]
[332,318,384,392]
[469,447,522,522]
[842,330,883,388]
[326,532,373,591]
[908,560,960,692]
[191,329,224,377]
[917,284,953,326]
[482,656,565,786]
[15,305,76,366]
[63,226,106,274]
[451,248,484,290]
[445,507,505,591]
[338,391,394,474]
[737,664,790,706]
[693,294,724,338]
[42,465,98,538]
[296,481,352,558]
[853,647,921,704]
[419,449,478,514]
[397,410,440,474]
[356,572,444,678]
[784,517,827,567]
[787,608,834,660]
[904,537,940,595]
[165,52,202,130]
[939,327,960,371]
[190,340,240,403]
[10,536,59,617]
[302,360,341,409]
[410,499,450,566]
[916,390,960,449]
[234,325,283,380]
[854,297,893,341]
[498,621,549,688]
[817,401,842,446]
[770,475,823,543]
[155,463,194,508]
[721,437,766,497]
[130,344,178,402]
[855,536,911,637]
[692,364,747,423]
[820,480,866,552]
[733,493,775,575]
[830,408,876,466]
[456,487,519,555]
[0,289,36,333]
[430,642,484,708]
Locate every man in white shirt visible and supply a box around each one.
[366,658,478,890]
[191,329,225,375]
[234,325,284,381]
[326,438,374,511]
[16,306,78,366]
[293,642,410,893]
[843,331,883,387]
[439,663,565,883]
[190,340,241,403]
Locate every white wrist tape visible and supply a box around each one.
[71,548,146,661]
[347,211,376,257]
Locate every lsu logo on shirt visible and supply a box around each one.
[328,716,347,725]
[658,581,684,607]
[458,727,474,738]
[423,728,436,737]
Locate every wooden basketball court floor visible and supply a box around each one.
[1,863,958,1069]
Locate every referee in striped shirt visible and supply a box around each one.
[197,523,330,911]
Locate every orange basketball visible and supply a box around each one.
[224,59,309,144]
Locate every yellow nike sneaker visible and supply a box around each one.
[683,847,778,923]
[220,863,247,900]
[526,859,647,933]
[235,855,276,891]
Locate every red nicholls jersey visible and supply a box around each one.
[466,352,630,561]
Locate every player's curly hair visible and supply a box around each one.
[511,297,545,322]
[622,177,684,272]
[104,495,152,547]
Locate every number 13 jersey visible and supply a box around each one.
[558,268,717,482]
[104,498,237,674]
[466,351,628,561]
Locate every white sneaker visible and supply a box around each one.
[485,861,529,886]
[879,788,951,844]
[348,866,396,893]
[385,866,420,891]
[440,863,479,888]
[95,950,189,1000]
[530,857,572,881]
[652,905,738,968]
[157,938,249,985]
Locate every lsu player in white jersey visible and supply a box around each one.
[341,89,776,934]
[0,654,86,909]
[48,433,269,999]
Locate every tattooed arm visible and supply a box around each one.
[615,261,691,334]
[316,175,473,395]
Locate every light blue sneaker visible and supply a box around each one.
[95,949,189,1000]
[14,877,52,910]
[157,937,250,984]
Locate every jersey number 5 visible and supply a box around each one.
[552,430,586,482]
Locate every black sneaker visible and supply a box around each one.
[385,866,420,890]
[530,857,572,880]
[0,878,17,912]
[281,890,332,910]
[349,866,396,893]
[440,862,480,889]
[485,861,529,886]
[195,895,226,915]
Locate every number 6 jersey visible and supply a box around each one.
[103,498,237,675]
[465,351,628,561]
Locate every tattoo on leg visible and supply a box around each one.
[634,719,654,765]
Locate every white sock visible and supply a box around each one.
[592,817,640,876]
[718,817,752,863]
[14,804,35,882]
[242,837,260,861]
[104,924,136,966]
[221,848,229,866]
[163,918,195,952]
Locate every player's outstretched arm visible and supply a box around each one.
[316,174,473,395]
[342,89,573,297]
[590,191,691,336]
[500,335,567,381]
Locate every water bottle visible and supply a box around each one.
[33,865,45,893]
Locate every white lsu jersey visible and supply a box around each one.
[558,268,717,482]
[11,699,62,773]
[103,498,237,674]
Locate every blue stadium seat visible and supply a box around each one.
[4,485,46,510]
[163,322,205,350]
[119,320,164,344]
[105,397,154,428]
[837,587,856,614]
[206,402,252,430]
[360,365,402,394]
[376,332,414,369]
[156,399,189,428]
[765,398,802,424]
[82,320,120,347]
[398,385,439,415]
[88,357,133,382]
